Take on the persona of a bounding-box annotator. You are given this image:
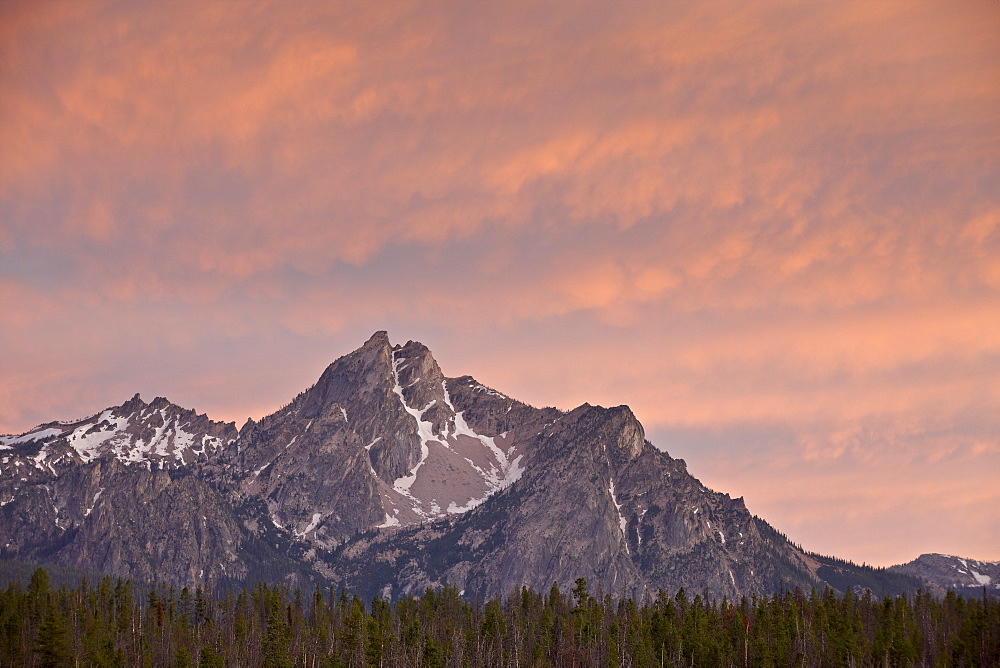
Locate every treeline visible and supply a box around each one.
[1,568,997,667]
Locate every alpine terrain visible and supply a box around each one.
[890,554,999,598]
[0,332,940,600]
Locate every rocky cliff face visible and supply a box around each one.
[0,332,935,599]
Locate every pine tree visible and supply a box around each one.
[35,598,72,667]
[260,607,293,668]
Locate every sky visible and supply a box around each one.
[1,0,998,567]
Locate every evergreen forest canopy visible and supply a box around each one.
[2,567,998,667]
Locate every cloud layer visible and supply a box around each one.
[2,0,998,565]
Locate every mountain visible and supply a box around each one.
[0,395,314,588]
[890,554,999,598]
[0,332,930,599]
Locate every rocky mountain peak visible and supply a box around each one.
[1,331,939,600]
[116,392,146,415]
[297,332,395,420]
[0,395,236,473]
[391,339,450,434]
[290,333,451,425]
[148,396,173,410]
[591,404,646,465]
[364,329,391,348]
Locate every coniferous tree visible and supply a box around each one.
[34,598,72,667]
[1,568,998,665]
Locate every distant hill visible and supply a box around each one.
[890,553,999,598]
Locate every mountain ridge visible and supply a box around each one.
[0,332,953,600]
[889,553,999,598]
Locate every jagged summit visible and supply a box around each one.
[226,332,533,543]
[0,394,236,472]
[0,332,941,599]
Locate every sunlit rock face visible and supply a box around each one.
[0,332,927,599]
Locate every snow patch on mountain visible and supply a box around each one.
[370,353,531,527]
[451,411,521,489]
[446,497,486,514]
[0,398,232,475]
[296,513,323,538]
[84,488,104,517]
[390,351,438,493]
[376,511,401,528]
[0,427,64,448]
[470,383,507,399]
[609,477,629,553]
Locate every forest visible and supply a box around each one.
[1,567,997,667]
